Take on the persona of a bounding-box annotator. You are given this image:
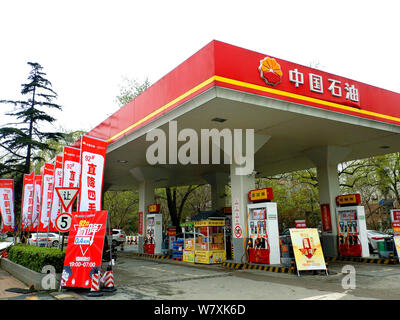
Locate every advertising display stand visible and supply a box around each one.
[290,228,328,276]
[336,194,369,258]
[144,204,162,255]
[181,222,195,263]
[246,188,280,265]
[194,220,226,264]
[390,209,400,261]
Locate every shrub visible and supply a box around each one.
[7,244,65,273]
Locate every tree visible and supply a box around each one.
[0,62,63,215]
[116,76,151,107]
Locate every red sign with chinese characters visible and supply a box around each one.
[21,172,34,231]
[0,180,15,233]
[38,163,55,232]
[248,188,274,202]
[392,210,400,222]
[295,220,307,229]
[31,175,42,231]
[138,211,143,235]
[148,204,161,213]
[61,210,108,288]
[62,146,81,213]
[320,204,332,233]
[78,136,107,212]
[50,155,64,231]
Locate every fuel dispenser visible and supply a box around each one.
[246,188,280,265]
[144,204,163,255]
[336,194,369,257]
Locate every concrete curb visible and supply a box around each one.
[326,256,399,264]
[222,261,296,274]
[0,258,61,290]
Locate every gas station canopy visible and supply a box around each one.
[79,40,400,190]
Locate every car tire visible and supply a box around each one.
[52,240,59,248]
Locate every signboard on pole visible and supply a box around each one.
[61,210,108,288]
[55,213,73,233]
[390,209,400,236]
[290,228,327,272]
[55,187,80,212]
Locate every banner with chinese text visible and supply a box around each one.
[61,210,108,288]
[62,146,81,213]
[38,163,55,232]
[50,155,63,231]
[0,180,15,233]
[21,172,35,231]
[31,175,42,231]
[78,136,107,212]
[290,228,326,271]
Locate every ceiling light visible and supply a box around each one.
[117,160,128,163]
[211,117,227,123]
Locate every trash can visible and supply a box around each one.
[378,239,393,259]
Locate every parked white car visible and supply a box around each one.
[28,233,67,248]
[110,229,126,246]
[367,230,392,253]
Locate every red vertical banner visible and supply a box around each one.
[78,136,107,212]
[21,172,35,231]
[62,146,81,213]
[50,155,63,231]
[0,180,15,233]
[320,204,332,232]
[38,163,55,232]
[31,175,42,231]
[61,210,108,288]
[138,211,143,235]
[63,146,81,188]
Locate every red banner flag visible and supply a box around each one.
[50,155,63,231]
[0,179,15,233]
[62,146,81,213]
[31,175,42,231]
[61,210,108,288]
[78,136,107,212]
[21,172,35,231]
[38,163,55,232]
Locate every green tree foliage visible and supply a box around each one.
[0,62,63,216]
[116,76,151,107]
[103,190,139,232]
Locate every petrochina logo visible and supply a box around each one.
[259,57,282,86]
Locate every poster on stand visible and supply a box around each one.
[290,228,326,272]
[38,163,55,232]
[78,136,107,212]
[61,210,108,288]
[394,236,400,262]
[21,172,35,231]
[0,179,15,233]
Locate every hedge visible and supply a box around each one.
[7,244,65,273]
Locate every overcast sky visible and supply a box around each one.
[1,0,399,134]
